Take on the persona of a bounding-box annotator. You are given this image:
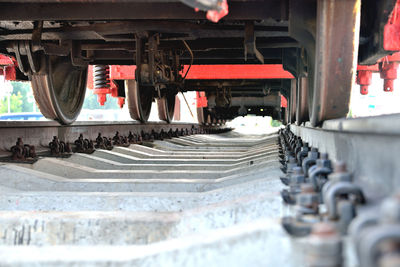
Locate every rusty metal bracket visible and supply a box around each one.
[70,41,90,67]
[244,21,264,64]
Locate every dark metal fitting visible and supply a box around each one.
[289,167,306,184]
[49,136,71,155]
[302,147,319,175]
[287,157,298,173]
[308,154,332,192]
[329,161,353,183]
[297,143,310,166]
[74,134,95,153]
[294,139,303,156]
[350,193,400,267]
[296,184,319,213]
[151,130,159,140]
[141,131,150,141]
[114,131,129,146]
[149,134,155,142]
[357,223,400,267]
[95,133,111,149]
[11,137,37,160]
[281,216,316,238]
[323,181,365,221]
[167,129,173,138]
[128,131,139,144]
[280,157,299,185]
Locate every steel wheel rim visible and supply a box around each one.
[157,93,176,123]
[31,55,87,125]
[126,80,153,123]
[296,77,309,125]
[197,107,208,125]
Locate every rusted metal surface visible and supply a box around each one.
[49,136,72,156]
[125,80,153,123]
[289,79,296,123]
[311,0,361,126]
[10,138,36,161]
[296,77,308,125]
[31,56,88,125]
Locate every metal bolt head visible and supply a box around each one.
[316,154,332,169]
[320,153,328,160]
[296,184,319,208]
[330,161,352,183]
[290,167,305,184]
[308,148,319,159]
[289,183,301,194]
[307,222,342,267]
[334,161,347,173]
[287,157,298,173]
[296,192,319,209]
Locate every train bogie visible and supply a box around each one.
[0,0,399,125]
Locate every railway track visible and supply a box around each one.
[0,115,399,266]
[0,121,222,159]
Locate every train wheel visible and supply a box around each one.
[126,80,153,123]
[289,79,297,124]
[197,107,206,124]
[309,0,360,126]
[31,55,87,125]
[296,77,309,125]
[157,92,176,123]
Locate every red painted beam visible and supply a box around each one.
[87,64,294,89]
[183,64,294,79]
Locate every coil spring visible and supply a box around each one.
[93,65,110,89]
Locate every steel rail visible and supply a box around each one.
[0,121,213,156]
[290,113,400,201]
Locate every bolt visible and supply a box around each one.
[329,161,352,183]
[287,157,298,173]
[307,222,342,267]
[296,183,319,213]
[290,167,306,184]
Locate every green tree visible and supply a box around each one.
[82,90,120,110]
[0,93,23,113]
[271,119,282,127]
[11,81,34,112]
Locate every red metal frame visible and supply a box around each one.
[281,95,287,108]
[87,64,294,107]
[196,91,208,108]
[182,64,294,80]
[384,0,400,51]
[0,54,17,81]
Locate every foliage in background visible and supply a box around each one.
[0,92,23,113]
[0,81,120,114]
[11,82,35,112]
[271,119,282,127]
[82,90,120,110]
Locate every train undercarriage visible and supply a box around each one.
[0,0,399,125]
